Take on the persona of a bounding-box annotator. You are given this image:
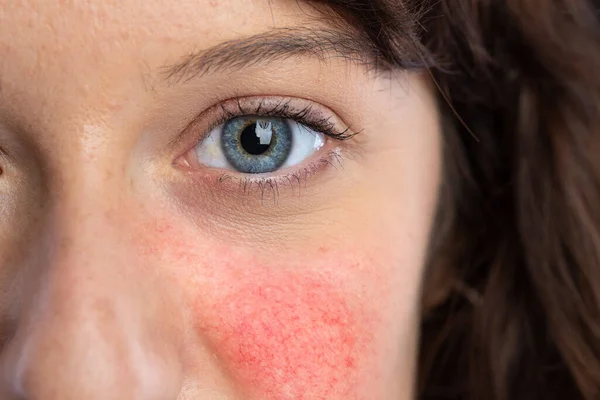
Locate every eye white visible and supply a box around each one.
[281,121,325,167]
[195,125,230,169]
[195,119,325,171]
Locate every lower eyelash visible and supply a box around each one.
[213,149,344,203]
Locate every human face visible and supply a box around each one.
[0,1,441,399]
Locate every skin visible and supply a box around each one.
[0,0,441,399]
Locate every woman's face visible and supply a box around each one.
[0,1,441,399]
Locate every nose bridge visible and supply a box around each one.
[0,169,181,399]
[38,167,130,306]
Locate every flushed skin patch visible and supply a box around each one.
[198,272,371,399]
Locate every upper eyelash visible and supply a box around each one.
[217,98,360,141]
[173,97,357,201]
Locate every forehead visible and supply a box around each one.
[0,0,327,119]
[0,0,311,52]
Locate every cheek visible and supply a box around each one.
[136,219,398,399]
[198,271,374,399]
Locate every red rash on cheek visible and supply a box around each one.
[197,272,374,400]
[136,219,383,399]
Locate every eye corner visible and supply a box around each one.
[174,146,200,171]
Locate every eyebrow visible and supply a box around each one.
[159,27,391,85]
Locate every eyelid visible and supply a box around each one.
[217,97,357,140]
[172,96,358,167]
[169,96,362,202]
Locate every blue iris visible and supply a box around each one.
[221,116,293,173]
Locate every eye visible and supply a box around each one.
[194,116,325,174]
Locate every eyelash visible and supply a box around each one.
[180,97,359,200]
[216,98,357,141]
[214,148,345,203]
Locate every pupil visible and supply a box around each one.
[240,122,272,155]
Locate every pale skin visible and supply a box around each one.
[0,1,441,399]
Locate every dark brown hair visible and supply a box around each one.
[316,0,600,398]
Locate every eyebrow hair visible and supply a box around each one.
[159,27,394,85]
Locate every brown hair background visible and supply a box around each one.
[315,0,600,398]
